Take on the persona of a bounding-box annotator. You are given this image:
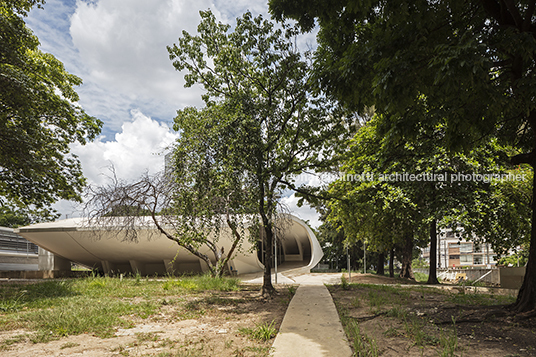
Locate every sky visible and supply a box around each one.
[25,0,323,227]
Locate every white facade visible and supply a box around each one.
[16,214,323,275]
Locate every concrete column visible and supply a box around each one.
[129,260,146,275]
[163,259,175,275]
[101,261,115,275]
[38,248,71,271]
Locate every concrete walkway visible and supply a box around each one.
[270,276,352,357]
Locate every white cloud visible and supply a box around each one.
[27,0,321,225]
[281,193,321,229]
[68,0,215,129]
[73,109,178,186]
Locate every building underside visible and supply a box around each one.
[16,214,323,276]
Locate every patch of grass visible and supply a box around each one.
[341,276,350,290]
[136,332,160,342]
[346,320,379,357]
[17,295,157,338]
[368,290,389,308]
[60,341,80,349]
[414,272,429,282]
[0,275,244,343]
[242,345,271,356]
[447,291,515,306]
[239,320,277,341]
[402,315,440,347]
[0,334,27,351]
[386,306,408,319]
[439,318,459,356]
[203,295,247,306]
[352,296,362,308]
[383,326,400,338]
[287,285,297,296]
[162,275,240,292]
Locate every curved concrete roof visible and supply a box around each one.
[16,214,323,276]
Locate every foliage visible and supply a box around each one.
[412,258,429,269]
[0,204,59,227]
[497,247,530,267]
[86,170,242,278]
[166,10,351,294]
[325,116,509,280]
[0,275,254,349]
[270,0,536,312]
[239,320,277,341]
[0,0,102,209]
[463,167,533,256]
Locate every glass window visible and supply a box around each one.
[460,243,472,253]
[460,255,473,264]
[473,256,483,265]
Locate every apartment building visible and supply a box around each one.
[422,228,497,268]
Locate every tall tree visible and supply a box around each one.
[327,116,508,282]
[167,10,350,294]
[86,169,247,278]
[0,0,102,210]
[270,0,536,313]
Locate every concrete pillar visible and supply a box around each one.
[129,260,146,275]
[38,248,71,271]
[163,259,175,275]
[101,261,115,275]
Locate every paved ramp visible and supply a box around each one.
[270,275,352,357]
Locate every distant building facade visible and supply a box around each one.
[422,227,497,268]
[0,226,39,271]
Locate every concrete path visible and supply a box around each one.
[270,275,352,357]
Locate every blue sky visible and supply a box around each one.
[25,0,322,226]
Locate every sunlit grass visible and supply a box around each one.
[0,274,243,345]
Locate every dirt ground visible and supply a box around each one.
[0,284,293,357]
[332,273,536,356]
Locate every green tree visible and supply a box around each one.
[167,10,350,294]
[327,116,509,282]
[270,0,536,312]
[0,204,58,228]
[462,166,533,260]
[86,169,245,278]
[1,0,102,210]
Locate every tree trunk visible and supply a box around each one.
[377,252,385,275]
[261,223,276,296]
[513,168,536,312]
[389,248,394,277]
[427,219,440,284]
[399,234,415,280]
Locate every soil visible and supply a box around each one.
[3,274,536,356]
[332,273,536,356]
[0,283,293,357]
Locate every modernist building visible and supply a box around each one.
[16,214,323,276]
[422,227,498,268]
[0,226,39,271]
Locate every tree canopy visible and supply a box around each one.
[270,0,536,313]
[167,10,352,294]
[0,0,102,210]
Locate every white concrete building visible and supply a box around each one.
[16,214,323,276]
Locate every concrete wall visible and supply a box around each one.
[38,248,71,272]
[415,268,501,285]
[499,267,526,289]
[417,267,526,289]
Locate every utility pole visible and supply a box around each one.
[347,245,351,281]
[274,214,277,284]
[364,241,366,274]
